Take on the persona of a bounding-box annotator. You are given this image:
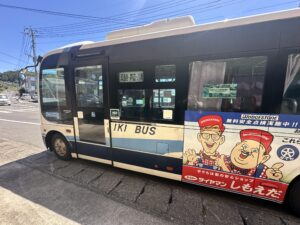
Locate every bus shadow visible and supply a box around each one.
[0,150,299,225]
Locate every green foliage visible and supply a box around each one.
[0,70,36,83]
[0,70,19,83]
[0,70,31,93]
[0,81,18,93]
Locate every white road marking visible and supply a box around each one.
[0,111,11,114]
[0,106,39,113]
[8,109,38,112]
[0,118,40,125]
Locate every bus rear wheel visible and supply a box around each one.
[50,133,72,161]
[287,179,300,216]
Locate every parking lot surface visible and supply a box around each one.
[0,137,300,225]
[1,102,300,224]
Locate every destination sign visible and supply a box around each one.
[119,71,144,83]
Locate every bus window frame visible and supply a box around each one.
[40,66,73,124]
[110,58,189,124]
[278,47,300,115]
[185,50,280,114]
[69,55,110,119]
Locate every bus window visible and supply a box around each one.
[41,68,72,122]
[155,64,176,82]
[119,89,145,119]
[151,89,176,120]
[281,54,300,114]
[41,68,66,106]
[75,65,103,108]
[188,56,267,113]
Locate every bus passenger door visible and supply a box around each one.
[72,56,111,163]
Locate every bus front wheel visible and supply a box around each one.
[50,133,72,161]
[287,179,300,216]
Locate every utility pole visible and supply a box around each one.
[24,27,38,94]
[25,27,37,74]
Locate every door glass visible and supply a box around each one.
[75,65,103,108]
[75,65,105,144]
[151,89,176,121]
[118,89,145,119]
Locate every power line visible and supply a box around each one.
[0,0,238,42]
[0,58,18,66]
[16,33,32,70]
[24,27,38,76]
[36,0,298,40]
[35,0,241,38]
[244,0,299,13]
[22,35,31,63]
[0,51,28,64]
[0,3,140,26]
[35,0,205,31]
[16,33,26,69]
[36,0,227,33]
[7,0,296,58]
[35,15,224,46]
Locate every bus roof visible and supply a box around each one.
[45,7,300,57]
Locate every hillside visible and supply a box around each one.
[0,70,35,93]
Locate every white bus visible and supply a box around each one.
[39,8,300,215]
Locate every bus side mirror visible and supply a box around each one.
[37,56,43,64]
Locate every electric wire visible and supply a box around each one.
[35,0,242,38]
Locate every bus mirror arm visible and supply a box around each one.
[19,55,43,74]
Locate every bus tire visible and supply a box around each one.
[287,179,300,216]
[50,133,72,161]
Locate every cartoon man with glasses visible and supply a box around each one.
[183,115,225,169]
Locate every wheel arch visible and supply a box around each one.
[284,174,300,202]
[45,130,67,150]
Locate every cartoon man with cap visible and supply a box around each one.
[217,129,284,180]
[183,115,225,169]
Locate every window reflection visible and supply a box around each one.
[119,89,145,108]
[42,68,66,106]
[155,65,176,82]
[75,65,103,108]
[188,56,267,113]
[281,54,300,114]
[152,89,176,109]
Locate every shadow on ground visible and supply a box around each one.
[0,148,300,225]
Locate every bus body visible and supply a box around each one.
[39,8,300,214]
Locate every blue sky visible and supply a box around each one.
[0,0,299,72]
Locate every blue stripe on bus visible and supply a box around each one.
[65,136,75,141]
[112,138,183,154]
[112,147,182,175]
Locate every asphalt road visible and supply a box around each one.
[0,139,173,225]
[0,101,43,148]
[0,101,300,225]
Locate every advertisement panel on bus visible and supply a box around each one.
[182,111,300,202]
